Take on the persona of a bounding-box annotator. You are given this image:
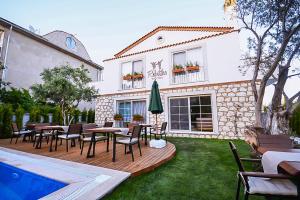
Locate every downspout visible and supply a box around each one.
[2,25,12,81]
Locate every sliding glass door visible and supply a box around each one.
[169,95,213,133]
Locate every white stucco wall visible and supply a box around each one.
[98,31,250,95]
[1,27,100,109]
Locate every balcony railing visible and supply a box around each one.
[172,70,205,84]
[122,79,145,90]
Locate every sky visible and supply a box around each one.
[1,0,299,104]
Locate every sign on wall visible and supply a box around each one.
[147,59,167,80]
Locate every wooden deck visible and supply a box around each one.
[0,138,176,176]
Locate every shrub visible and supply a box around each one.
[29,106,40,122]
[15,105,25,130]
[73,109,81,124]
[39,106,50,123]
[0,104,13,138]
[290,104,300,135]
[81,108,87,122]
[52,106,63,125]
[87,109,95,123]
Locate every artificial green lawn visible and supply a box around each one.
[104,137,263,200]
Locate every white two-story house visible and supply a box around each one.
[95,26,255,139]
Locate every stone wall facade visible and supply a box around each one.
[95,80,256,139]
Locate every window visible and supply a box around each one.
[66,36,76,50]
[117,100,146,123]
[97,69,103,81]
[0,30,4,56]
[169,95,213,133]
[121,60,145,90]
[172,47,205,84]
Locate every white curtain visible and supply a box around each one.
[132,101,146,122]
[173,51,186,66]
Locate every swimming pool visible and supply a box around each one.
[0,162,68,200]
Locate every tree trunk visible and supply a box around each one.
[265,109,290,135]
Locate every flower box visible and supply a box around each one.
[172,68,185,74]
[186,66,200,72]
[133,114,144,122]
[132,74,144,80]
[114,114,123,121]
[123,74,132,81]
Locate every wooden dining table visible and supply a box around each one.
[259,146,300,187]
[139,124,154,146]
[85,127,128,162]
[34,125,67,152]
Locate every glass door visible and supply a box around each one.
[169,98,189,130]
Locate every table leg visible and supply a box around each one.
[49,131,54,152]
[87,132,95,158]
[112,134,116,162]
[144,127,147,145]
[106,133,109,152]
[35,132,42,149]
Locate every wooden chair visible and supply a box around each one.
[150,122,167,142]
[56,124,82,152]
[116,125,142,162]
[229,141,298,200]
[10,123,32,144]
[32,123,52,147]
[80,123,110,155]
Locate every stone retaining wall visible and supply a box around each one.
[95,81,256,139]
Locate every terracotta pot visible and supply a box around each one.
[123,75,132,80]
[186,66,200,72]
[132,74,144,79]
[172,68,185,74]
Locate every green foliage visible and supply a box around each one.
[52,106,63,125]
[29,106,40,122]
[15,105,25,129]
[0,88,34,111]
[290,104,300,135]
[31,64,96,125]
[81,108,87,122]
[73,109,81,124]
[0,104,13,138]
[87,109,95,123]
[39,105,51,123]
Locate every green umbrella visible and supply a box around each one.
[148,80,164,126]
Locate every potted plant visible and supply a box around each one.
[132,72,144,80]
[172,65,185,74]
[113,113,123,121]
[123,73,132,81]
[186,62,200,72]
[132,114,144,122]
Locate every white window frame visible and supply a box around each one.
[119,59,145,90]
[169,44,209,85]
[97,69,103,81]
[114,96,148,123]
[0,30,4,57]
[164,90,218,135]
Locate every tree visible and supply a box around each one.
[236,0,300,134]
[0,88,34,111]
[15,105,25,129]
[31,65,96,125]
[81,108,87,122]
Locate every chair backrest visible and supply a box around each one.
[11,123,19,132]
[257,134,293,149]
[127,122,139,133]
[104,121,113,127]
[229,141,245,172]
[161,122,167,133]
[82,123,97,132]
[68,124,82,135]
[131,125,142,139]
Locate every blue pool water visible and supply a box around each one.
[0,162,68,200]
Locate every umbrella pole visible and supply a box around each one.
[156,114,158,138]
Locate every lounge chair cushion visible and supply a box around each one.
[248,177,297,196]
[83,136,108,141]
[58,134,80,139]
[116,137,138,144]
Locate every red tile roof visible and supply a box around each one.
[114,26,234,57]
[104,29,238,62]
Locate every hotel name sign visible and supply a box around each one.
[147,59,167,80]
